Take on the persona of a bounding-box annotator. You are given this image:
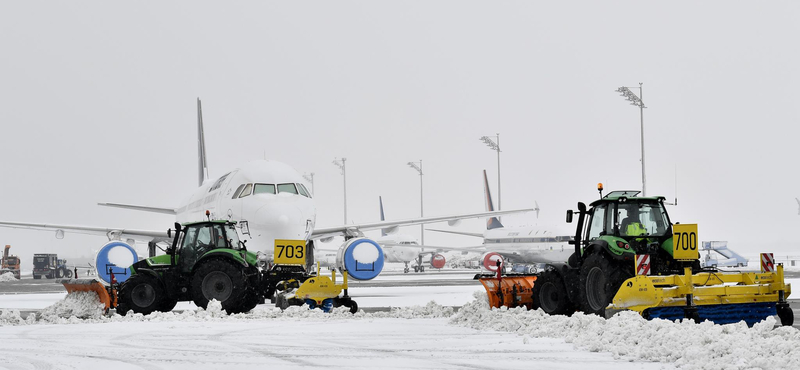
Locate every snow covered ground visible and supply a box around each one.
[1,272,798,369]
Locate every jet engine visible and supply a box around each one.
[335,237,385,280]
[481,252,504,272]
[95,241,139,284]
[430,253,446,269]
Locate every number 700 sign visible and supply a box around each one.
[673,224,699,261]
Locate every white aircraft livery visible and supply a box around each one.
[0,99,534,280]
[429,170,573,271]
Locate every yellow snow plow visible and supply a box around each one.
[611,262,793,326]
[58,278,117,311]
[274,263,359,313]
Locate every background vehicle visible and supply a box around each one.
[1,245,21,279]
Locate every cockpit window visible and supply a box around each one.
[277,183,298,194]
[297,183,311,198]
[239,184,253,198]
[254,184,276,195]
[231,184,246,199]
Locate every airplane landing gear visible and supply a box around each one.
[403,262,410,274]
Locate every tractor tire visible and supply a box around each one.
[239,290,262,313]
[578,252,632,316]
[191,258,248,314]
[118,274,164,315]
[157,299,178,313]
[56,268,65,279]
[532,270,574,316]
[33,274,40,280]
[777,304,794,326]
[65,269,73,278]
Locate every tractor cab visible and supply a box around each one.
[583,190,673,255]
[172,220,244,273]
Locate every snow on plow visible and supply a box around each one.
[58,279,116,311]
[611,263,793,326]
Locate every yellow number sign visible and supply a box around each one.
[672,224,699,261]
[274,239,307,265]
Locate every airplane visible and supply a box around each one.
[428,170,573,272]
[375,196,447,273]
[0,99,535,282]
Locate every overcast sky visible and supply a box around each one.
[1,1,799,265]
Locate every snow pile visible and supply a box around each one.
[0,309,35,326]
[450,292,800,370]
[0,272,17,282]
[38,291,106,321]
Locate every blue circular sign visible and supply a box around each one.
[95,241,138,284]
[341,238,384,280]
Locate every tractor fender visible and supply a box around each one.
[197,249,248,268]
[130,268,161,281]
[584,240,634,262]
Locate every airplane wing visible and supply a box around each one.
[97,202,177,215]
[426,229,485,238]
[310,207,534,240]
[0,220,170,242]
[380,242,486,252]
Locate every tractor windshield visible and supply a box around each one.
[617,201,670,237]
[224,224,243,250]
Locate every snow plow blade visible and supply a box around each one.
[475,273,537,309]
[58,279,115,311]
[611,265,793,326]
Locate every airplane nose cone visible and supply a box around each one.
[244,198,314,256]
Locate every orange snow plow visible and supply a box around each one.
[58,279,117,311]
[475,263,537,309]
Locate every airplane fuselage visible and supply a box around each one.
[482,227,572,264]
[175,160,316,257]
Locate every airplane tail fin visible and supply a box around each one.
[483,170,503,230]
[197,98,208,187]
[379,196,388,237]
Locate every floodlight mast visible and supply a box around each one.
[615,83,647,196]
[302,173,315,196]
[479,134,501,211]
[332,158,347,223]
[407,160,424,245]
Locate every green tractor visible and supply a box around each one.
[117,220,262,315]
[532,186,792,326]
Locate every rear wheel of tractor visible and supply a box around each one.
[157,299,178,312]
[777,304,794,326]
[239,290,261,313]
[579,252,632,316]
[56,268,65,279]
[119,274,164,315]
[191,258,248,314]
[532,270,574,315]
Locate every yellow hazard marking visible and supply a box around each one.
[673,224,699,261]
[274,239,306,265]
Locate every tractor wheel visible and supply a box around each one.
[191,258,248,314]
[532,270,574,316]
[56,268,65,279]
[157,299,178,312]
[578,252,632,316]
[239,290,262,313]
[119,274,164,315]
[33,274,40,280]
[65,269,73,278]
[777,304,794,326]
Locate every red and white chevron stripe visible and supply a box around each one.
[636,254,650,276]
[761,253,775,273]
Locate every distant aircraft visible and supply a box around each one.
[796,198,799,215]
[429,170,573,272]
[0,99,533,280]
[375,197,445,273]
